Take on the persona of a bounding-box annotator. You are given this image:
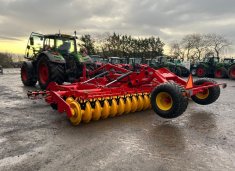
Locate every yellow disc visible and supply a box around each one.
[131,96,138,112]
[66,97,74,104]
[143,95,150,110]
[92,101,102,121]
[117,98,125,115]
[82,101,92,123]
[124,97,132,114]
[69,101,82,125]
[136,95,144,111]
[101,100,110,119]
[156,92,173,111]
[110,99,118,117]
[195,89,209,99]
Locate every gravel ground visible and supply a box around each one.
[0,68,234,171]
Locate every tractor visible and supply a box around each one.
[195,57,220,77]
[144,56,190,77]
[21,32,95,89]
[222,58,235,79]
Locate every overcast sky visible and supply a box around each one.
[1,0,235,54]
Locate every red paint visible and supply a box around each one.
[39,63,49,84]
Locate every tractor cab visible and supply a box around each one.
[108,57,127,64]
[223,58,235,64]
[203,57,219,65]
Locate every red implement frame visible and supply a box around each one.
[28,64,227,118]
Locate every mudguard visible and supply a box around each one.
[39,51,66,64]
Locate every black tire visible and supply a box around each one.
[196,66,207,77]
[150,82,188,118]
[180,67,190,77]
[169,66,182,77]
[191,78,220,105]
[21,61,37,86]
[37,56,65,89]
[214,67,227,78]
[228,65,235,80]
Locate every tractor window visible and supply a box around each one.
[56,38,75,53]
[44,38,55,50]
[25,33,44,59]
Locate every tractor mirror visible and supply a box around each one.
[30,37,34,45]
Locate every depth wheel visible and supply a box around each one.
[150,82,188,118]
[191,78,220,105]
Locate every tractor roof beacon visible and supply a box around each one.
[21,32,95,89]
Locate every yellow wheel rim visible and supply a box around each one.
[156,92,173,111]
[131,96,138,112]
[101,100,110,119]
[195,89,209,99]
[110,99,118,117]
[124,97,132,114]
[137,95,144,111]
[117,98,125,115]
[82,101,92,123]
[69,101,82,125]
[92,101,102,120]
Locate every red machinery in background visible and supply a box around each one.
[28,64,226,125]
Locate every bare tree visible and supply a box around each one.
[205,33,231,58]
[169,41,185,59]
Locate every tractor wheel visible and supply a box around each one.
[170,66,182,77]
[228,65,235,80]
[150,82,188,118]
[196,66,206,77]
[37,56,65,89]
[181,67,190,77]
[191,78,220,105]
[21,61,37,86]
[214,67,227,78]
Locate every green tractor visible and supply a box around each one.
[195,57,220,77]
[21,32,94,89]
[195,56,235,79]
[144,56,190,77]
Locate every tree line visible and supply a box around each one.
[80,32,165,59]
[169,33,232,61]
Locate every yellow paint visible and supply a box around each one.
[117,98,125,115]
[92,101,102,120]
[101,100,110,119]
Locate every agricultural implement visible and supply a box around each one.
[28,64,226,125]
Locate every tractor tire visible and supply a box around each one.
[196,66,206,77]
[214,67,227,78]
[37,56,65,89]
[21,61,37,86]
[180,67,190,77]
[191,78,220,105]
[228,65,235,80]
[150,82,188,118]
[170,66,182,77]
